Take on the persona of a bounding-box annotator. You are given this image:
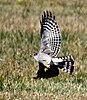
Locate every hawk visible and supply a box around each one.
[34,11,74,74]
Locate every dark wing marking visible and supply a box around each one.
[40,11,61,57]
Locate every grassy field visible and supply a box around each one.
[0,0,87,99]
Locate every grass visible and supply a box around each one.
[0,0,87,99]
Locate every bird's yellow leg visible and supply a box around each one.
[43,62,50,68]
[44,68,48,72]
[43,62,50,72]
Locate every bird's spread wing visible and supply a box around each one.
[40,11,61,57]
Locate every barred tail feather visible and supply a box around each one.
[52,55,74,74]
[58,56,74,74]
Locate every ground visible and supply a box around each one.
[0,0,87,100]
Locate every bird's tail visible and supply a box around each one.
[58,56,74,74]
[52,55,74,74]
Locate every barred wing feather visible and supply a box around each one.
[40,11,61,57]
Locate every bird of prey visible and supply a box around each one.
[34,11,74,74]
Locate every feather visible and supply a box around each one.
[40,11,61,57]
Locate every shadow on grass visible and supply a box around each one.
[34,63,59,79]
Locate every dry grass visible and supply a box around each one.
[0,0,87,100]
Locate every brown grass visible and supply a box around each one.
[0,0,87,100]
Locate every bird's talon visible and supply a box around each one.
[44,68,48,72]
